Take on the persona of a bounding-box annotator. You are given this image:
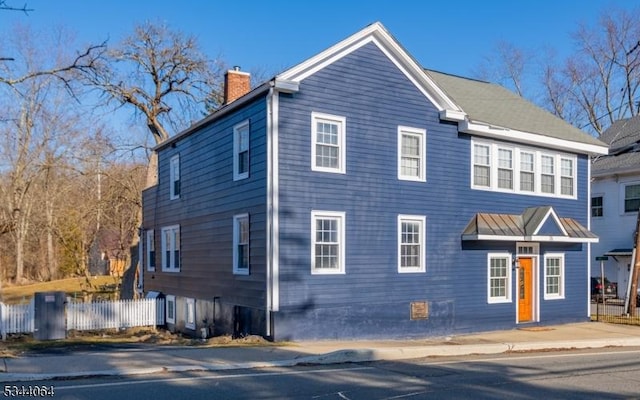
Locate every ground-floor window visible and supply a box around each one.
[185,298,195,330]
[544,253,564,299]
[488,253,512,303]
[166,295,176,324]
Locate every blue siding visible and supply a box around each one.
[142,95,269,335]
[273,41,591,340]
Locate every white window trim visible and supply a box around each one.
[471,139,577,199]
[146,229,155,272]
[543,253,565,299]
[397,215,426,273]
[487,253,512,304]
[166,295,176,324]
[170,154,180,200]
[311,112,346,174]
[620,181,640,215]
[161,225,180,272]
[233,213,250,275]
[233,120,250,181]
[311,210,346,275]
[397,126,426,182]
[185,298,195,330]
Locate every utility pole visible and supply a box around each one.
[625,209,640,314]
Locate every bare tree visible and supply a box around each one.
[84,21,225,186]
[0,1,33,13]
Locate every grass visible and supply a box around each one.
[1,276,122,304]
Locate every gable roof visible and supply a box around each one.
[462,206,598,243]
[158,22,609,156]
[426,70,607,154]
[592,114,640,177]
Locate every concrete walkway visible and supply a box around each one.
[2,321,639,383]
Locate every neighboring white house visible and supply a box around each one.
[591,115,640,299]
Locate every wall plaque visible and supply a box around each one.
[410,301,429,320]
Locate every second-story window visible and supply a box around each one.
[398,126,426,182]
[311,112,346,174]
[234,121,250,181]
[170,155,180,200]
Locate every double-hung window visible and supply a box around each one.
[488,253,511,303]
[519,151,535,192]
[311,112,346,173]
[170,155,180,200]
[233,121,250,180]
[540,155,555,194]
[473,144,491,187]
[497,148,513,189]
[161,225,180,272]
[560,158,574,196]
[146,229,155,271]
[544,253,564,299]
[398,126,426,181]
[311,211,345,274]
[233,214,250,275]
[624,183,640,213]
[398,215,426,273]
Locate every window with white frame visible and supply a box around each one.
[311,112,346,173]
[233,121,250,180]
[311,211,345,274]
[624,183,640,213]
[519,151,535,192]
[591,195,603,217]
[170,155,180,200]
[560,158,574,196]
[185,298,195,330]
[161,225,180,272]
[166,295,176,324]
[471,140,577,198]
[233,214,249,275]
[497,148,513,189]
[488,253,511,303]
[473,144,491,187]
[544,253,564,299]
[398,126,426,181]
[146,229,155,271]
[398,215,426,273]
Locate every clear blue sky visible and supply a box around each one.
[1,0,636,80]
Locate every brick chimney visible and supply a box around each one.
[224,66,251,105]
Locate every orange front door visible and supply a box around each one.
[518,257,533,322]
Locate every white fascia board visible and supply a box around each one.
[464,234,598,243]
[277,22,461,113]
[532,208,568,236]
[440,109,467,121]
[460,120,609,156]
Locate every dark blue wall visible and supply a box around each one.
[273,41,590,340]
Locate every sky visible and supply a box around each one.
[1,0,637,80]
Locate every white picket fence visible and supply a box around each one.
[0,298,165,336]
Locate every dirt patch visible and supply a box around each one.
[517,326,555,332]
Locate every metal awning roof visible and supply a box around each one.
[604,248,633,257]
[462,206,598,243]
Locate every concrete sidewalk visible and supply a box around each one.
[2,321,639,383]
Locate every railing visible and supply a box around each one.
[591,298,640,325]
[0,298,164,336]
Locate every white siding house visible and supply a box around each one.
[591,115,640,299]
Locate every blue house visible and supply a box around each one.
[140,22,608,341]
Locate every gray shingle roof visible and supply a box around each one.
[592,114,640,174]
[425,69,606,148]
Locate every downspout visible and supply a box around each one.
[266,84,280,337]
[587,159,592,317]
[137,226,143,297]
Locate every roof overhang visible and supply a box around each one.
[462,206,598,243]
[441,118,609,156]
[603,249,633,257]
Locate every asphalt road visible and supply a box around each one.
[15,347,640,399]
